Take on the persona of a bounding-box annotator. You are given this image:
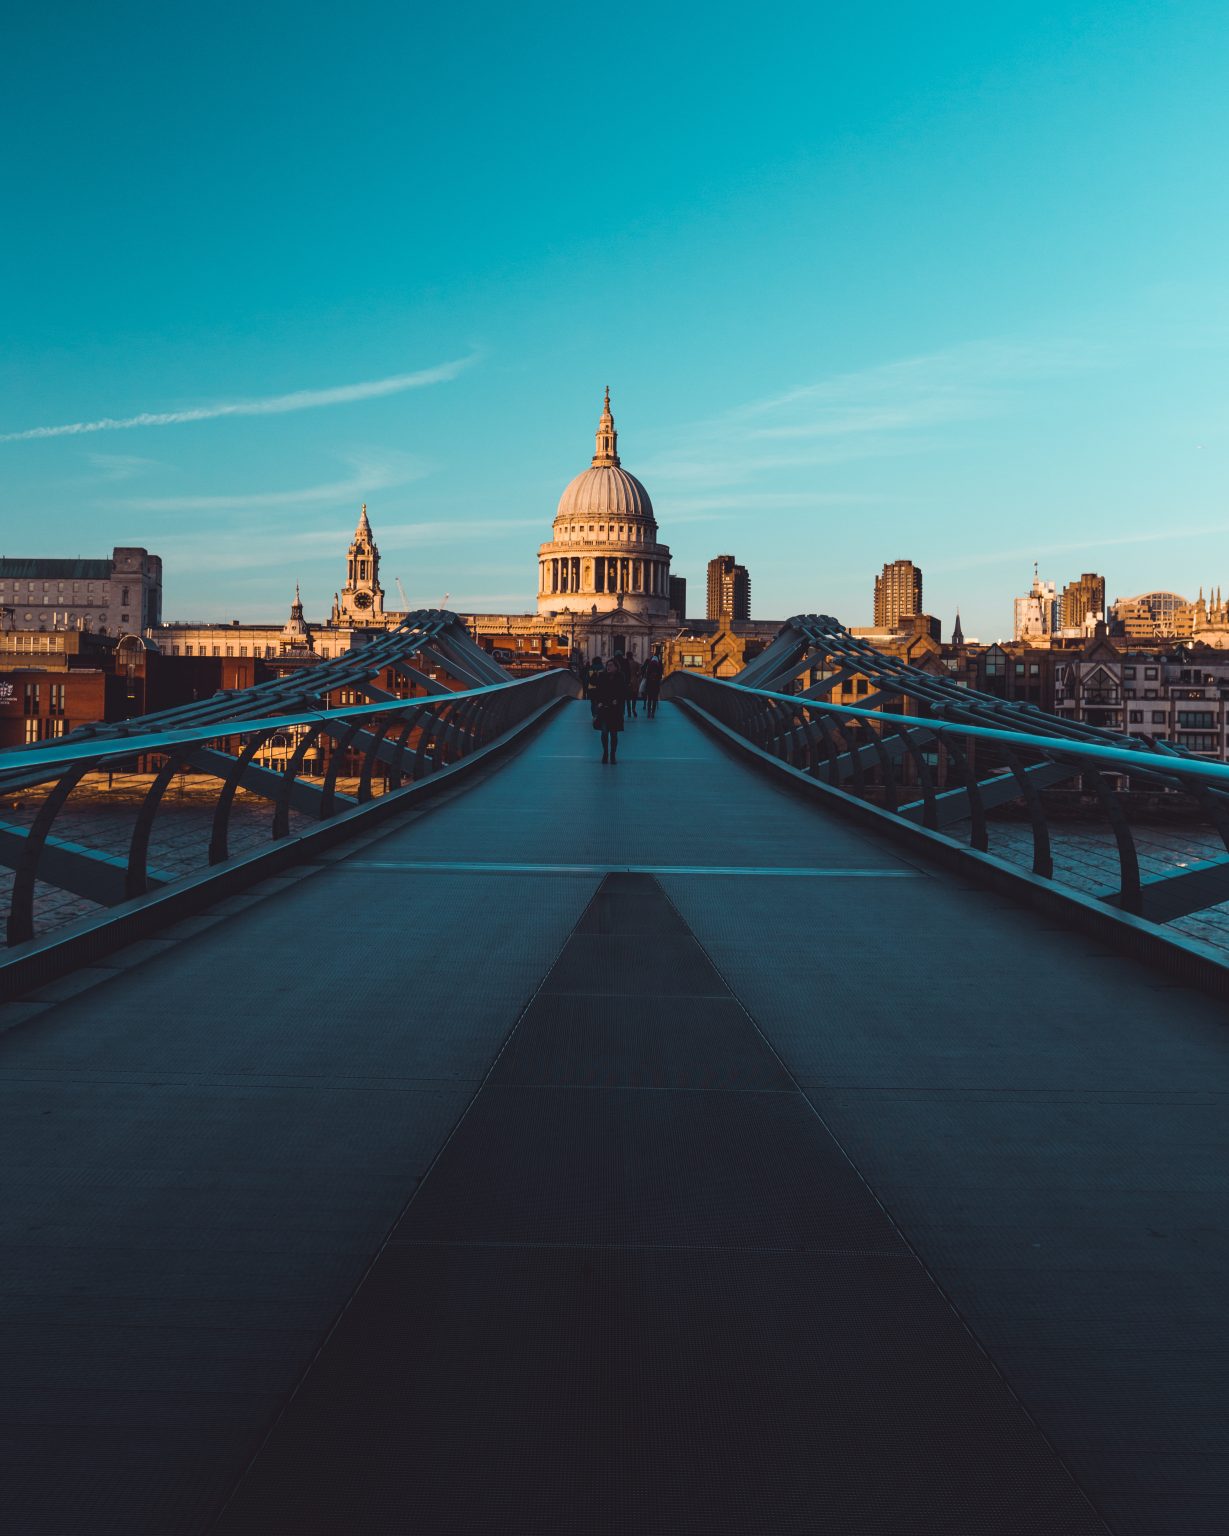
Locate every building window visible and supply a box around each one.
[1128,710,1143,723]
[1144,667,1158,680]
[49,683,65,717]
[185,644,193,656]
[1178,711,1217,729]
[121,586,130,605]
[1144,689,1157,699]
[1124,666,1136,679]
[1182,733,1219,755]
[24,717,39,744]
[22,682,39,715]
[1152,711,1167,724]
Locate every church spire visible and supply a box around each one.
[951,608,964,646]
[592,386,620,467]
[357,502,371,535]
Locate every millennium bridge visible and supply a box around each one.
[1,613,1226,1534]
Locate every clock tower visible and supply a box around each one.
[335,503,385,624]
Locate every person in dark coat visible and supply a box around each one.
[592,658,627,763]
[587,656,604,718]
[624,656,641,719]
[643,649,664,718]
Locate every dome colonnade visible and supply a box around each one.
[537,389,670,618]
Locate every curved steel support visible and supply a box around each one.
[1003,747,1053,879]
[411,704,447,780]
[814,713,845,787]
[941,735,989,853]
[388,715,419,791]
[842,720,868,798]
[1084,765,1142,916]
[273,729,322,841]
[357,716,399,803]
[321,719,367,818]
[894,722,938,829]
[862,715,899,812]
[210,730,278,865]
[127,751,190,898]
[8,761,94,946]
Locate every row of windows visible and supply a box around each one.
[0,584,130,603]
[557,523,650,544]
[162,642,340,658]
[23,717,66,742]
[21,683,67,715]
[1127,708,1225,729]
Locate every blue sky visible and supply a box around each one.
[2,0,1227,638]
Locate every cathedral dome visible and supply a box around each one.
[538,388,670,620]
[555,463,654,523]
[552,386,656,528]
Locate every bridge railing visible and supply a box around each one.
[0,669,574,970]
[666,672,1229,965]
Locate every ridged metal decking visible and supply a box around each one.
[1,701,1225,1534]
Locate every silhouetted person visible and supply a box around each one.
[624,656,640,719]
[592,658,627,764]
[588,656,604,718]
[643,649,664,718]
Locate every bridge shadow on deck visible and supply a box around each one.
[1,701,1226,1534]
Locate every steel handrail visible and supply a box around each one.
[701,678,1229,792]
[0,671,570,780]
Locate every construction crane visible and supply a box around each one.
[394,577,409,611]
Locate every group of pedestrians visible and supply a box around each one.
[579,648,664,764]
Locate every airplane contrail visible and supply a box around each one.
[0,354,476,443]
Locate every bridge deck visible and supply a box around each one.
[1,700,1226,1534]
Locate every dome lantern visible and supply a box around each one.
[593,386,619,467]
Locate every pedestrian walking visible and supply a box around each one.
[588,656,604,718]
[624,656,641,719]
[643,648,664,718]
[592,658,627,764]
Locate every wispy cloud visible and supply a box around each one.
[0,354,477,443]
[151,515,544,576]
[108,448,427,513]
[665,490,892,519]
[927,521,1229,577]
[85,452,162,482]
[643,338,1106,491]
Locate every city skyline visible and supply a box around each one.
[4,3,1229,637]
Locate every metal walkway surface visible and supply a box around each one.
[1,701,1226,1534]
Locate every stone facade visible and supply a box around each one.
[0,547,162,636]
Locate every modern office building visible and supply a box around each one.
[1060,572,1106,631]
[873,560,922,628]
[706,555,751,621]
